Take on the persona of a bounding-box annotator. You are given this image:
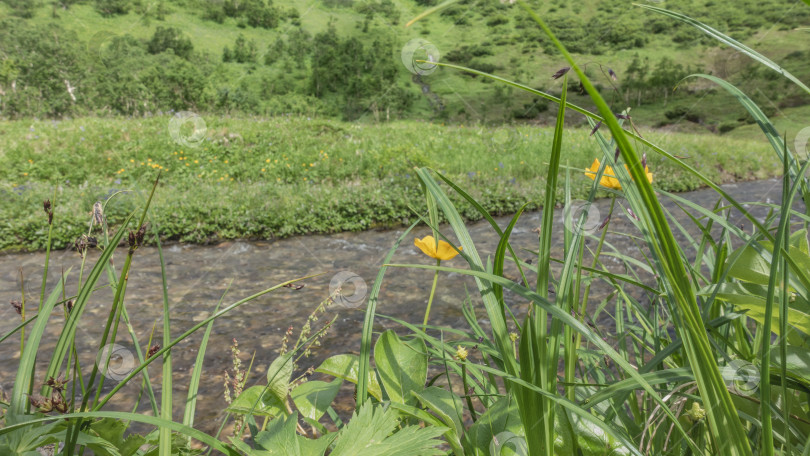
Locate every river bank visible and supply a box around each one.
[0,116,781,252]
[0,178,789,434]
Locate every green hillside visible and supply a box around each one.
[1,0,809,132]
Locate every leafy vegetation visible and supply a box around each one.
[0,0,809,128]
[0,117,780,251]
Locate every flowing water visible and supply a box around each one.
[0,178,791,435]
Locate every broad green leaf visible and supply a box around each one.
[771,345,810,382]
[227,385,286,417]
[790,229,809,255]
[726,243,775,286]
[267,354,294,406]
[291,379,342,422]
[254,412,299,455]
[374,330,427,405]
[0,411,238,455]
[556,409,632,456]
[316,354,382,400]
[702,283,810,345]
[412,386,464,451]
[465,396,524,455]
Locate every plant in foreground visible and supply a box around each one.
[414,235,463,328]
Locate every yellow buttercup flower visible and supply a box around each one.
[455,345,468,361]
[584,158,652,190]
[414,236,462,261]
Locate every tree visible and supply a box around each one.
[147,27,194,60]
[245,0,279,29]
[623,53,650,106]
[95,0,130,16]
[231,34,257,64]
[649,57,687,105]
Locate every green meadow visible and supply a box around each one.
[0,116,781,251]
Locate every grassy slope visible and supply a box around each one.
[4,0,809,129]
[0,1,803,250]
[0,116,781,251]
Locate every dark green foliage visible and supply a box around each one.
[323,0,354,7]
[147,27,194,60]
[245,0,280,29]
[217,0,280,28]
[309,26,412,120]
[0,21,85,117]
[445,45,493,63]
[3,0,38,18]
[202,1,226,23]
[356,0,399,25]
[95,0,130,16]
[664,105,708,124]
[0,0,807,124]
[486,15,509,27]
[228,34,258,63]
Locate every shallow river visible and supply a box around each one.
[0,178,790,435]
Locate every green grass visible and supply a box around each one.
[3,0,809,125]
[0,116,781,251]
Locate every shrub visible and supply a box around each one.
[147,26,194,60]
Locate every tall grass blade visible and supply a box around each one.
[155,230,173,456]
[8,272,69,420]
[357,222,418,408]
[387,262,699,451]
[93,275,319,409]
[516,0,752,453]
[184,284,231,428]
[425,60,771,238]
[0,412,238,455]
[637,4,810,95]
[415,168,517,379]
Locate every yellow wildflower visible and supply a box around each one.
[414,236,462,261]
[584,158,652,190]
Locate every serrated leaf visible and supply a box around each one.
[90,418,147,456]
[330,400,445,456]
